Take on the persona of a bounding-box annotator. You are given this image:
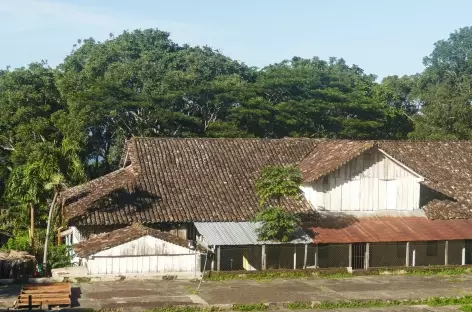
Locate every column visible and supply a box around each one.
[406,242,410,267]
[262,245,267,270]
[348,244,353,269]
[462,241,466,265]
[293,245,297,270]
[445,241,449,266]
[412,249,416,267]
[216,246,221,271]
[303,244,308,269]
[365,243,370,269]
[314,245,319,269]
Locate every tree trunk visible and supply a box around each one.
[43,192,58,274]
[29,203,34,248]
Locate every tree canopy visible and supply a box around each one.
[1,26,472,254]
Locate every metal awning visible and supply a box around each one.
[194,222,312,246]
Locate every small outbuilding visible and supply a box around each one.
[73,224,204,275]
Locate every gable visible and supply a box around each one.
[301,149,423,212]
[93,235,191,257]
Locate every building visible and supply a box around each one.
[72,224,203,275]
[60,138,472,273]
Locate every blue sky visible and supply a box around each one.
[0,0,471,79]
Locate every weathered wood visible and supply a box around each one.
[87,235,197,274]
[303,244,308,269]
[406,242,410,267]
[302,150,422,212]
[445,241,449,266]
[261,245,267,270]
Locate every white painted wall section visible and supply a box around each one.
[84,235,199,275]
[301,149,423,212]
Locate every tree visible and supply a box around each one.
[253,207,300,242]
[253,165,302,242]
[254,165,302,206]
[410,27,472,140]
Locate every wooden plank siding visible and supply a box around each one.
[301,149,422,212]
[86,235,198,274]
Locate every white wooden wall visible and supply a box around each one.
[85,235,199,274]
[301,149,423,212]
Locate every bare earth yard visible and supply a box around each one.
[2,274,472,311]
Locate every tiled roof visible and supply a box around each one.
[377,141,472,219]
[62,138,472,225]
[73,224,197,258]
[307,215,472,243]
[299,140,374,183]
[65,138,318,225]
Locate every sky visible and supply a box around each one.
[0,0,471,79]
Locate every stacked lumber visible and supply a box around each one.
[15,282,71,309]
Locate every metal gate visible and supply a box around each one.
[352,243,366,269]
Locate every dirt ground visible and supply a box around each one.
[2,274,472,311]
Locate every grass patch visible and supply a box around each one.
[285,301,312,309]
[232,303,268,311]
[205,265,472,281]
[74,276,92,283]
[142,295,472,311]
[146,307,221,312]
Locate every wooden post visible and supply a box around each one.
[216,246,221,271]
[462,241,466,265]
[406,242,410,267]
[28,294,32,312]
[314,245,319,268]
[445,241,449,266]
[29,203,34,248]
[293,245,297,270]
[412,249,416,267]
[365,243,370,269]
[303,244,308,269]
[348,244,353,268]
[261,245,267,270]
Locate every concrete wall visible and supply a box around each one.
[301,149,422,212]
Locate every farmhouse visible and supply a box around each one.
[59,138,472,274]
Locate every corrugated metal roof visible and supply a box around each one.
[308,216,472,244]
[194,222,312,246]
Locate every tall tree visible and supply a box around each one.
[410,27,472,139]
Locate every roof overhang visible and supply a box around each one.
[307,213,472,244]
[194,222,312,246]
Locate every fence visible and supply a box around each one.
[212,240,472,271]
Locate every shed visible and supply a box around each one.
[194,222,312,271]
[73,225,203,275]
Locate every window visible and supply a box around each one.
[396,243,406,258]
[427,241,438,256]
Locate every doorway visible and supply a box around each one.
[352,243,366,269]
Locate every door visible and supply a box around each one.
[352,243,366,269]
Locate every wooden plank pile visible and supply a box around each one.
[14,282,71,309]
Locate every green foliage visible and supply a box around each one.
[47,244,73,268]
[254,165,302,206]
[253,207,300,242]
[4,232,30,251]
[253,165,302,242]
[231,303,267,311]
[2,26,472,264]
